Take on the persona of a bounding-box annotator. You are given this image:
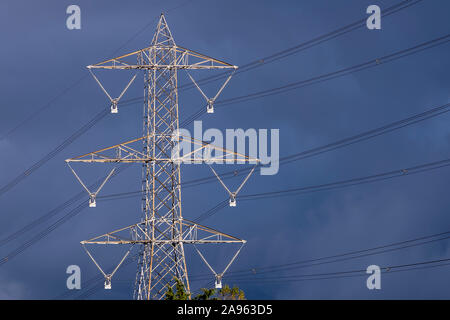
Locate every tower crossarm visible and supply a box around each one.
[81,218,246,245]
[66,134,261,164]
[87,45,237,70]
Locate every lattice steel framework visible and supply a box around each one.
[137,15,185,300]
[66,14,258,300]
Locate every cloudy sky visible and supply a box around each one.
[0,0,449,299]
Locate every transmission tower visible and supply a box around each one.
[66,14,259,300]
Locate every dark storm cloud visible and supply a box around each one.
[0,0,449,299]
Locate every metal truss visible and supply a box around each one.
[65,134,260,164]
[81,219,246,245]
[66,14,256,300]
[86,46,237,70]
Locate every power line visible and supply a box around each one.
[193,200,229,223]
[0,0,199,141]
[116,0,427,116]
[179,156,450,228]
[0,0,436,298]
[120,32,450,158]
[0,201,87,267]
[75,231,450,298]
[7,134,449,278]
[189,231,450,280]
[51,1,440,300]
[215,34,450,107]
[0,191,84,248]
[74,273,214,300]
[0,164,131,248]
[239,157,450,201]
[0,164,131,264]
[92,100,450,204]
[98,154,450,211]
[215,257,450,284]
[1,5,437,201]
[0,75,88,141]
[0,108,109,199]
[208,262,450,286]
[0,4,206,199]
[179,100,450,190]
[61,250,212,300]
[65,158,450,296]
[193,156,450,224]
[118,3,438,119]
[65,253,141,300]
[175,0,424,92]
[33,102,445,255]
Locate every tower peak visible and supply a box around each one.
[151,13,175,46]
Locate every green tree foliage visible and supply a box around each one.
[216,285,245,300]
[164,278,245,300]
[164,285,175,300]
[164,278,188,300]
[174,278,189,300]
[194,288,217,300]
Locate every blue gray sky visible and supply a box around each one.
[0,0,449,299]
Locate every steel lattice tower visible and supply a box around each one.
[135,15,188,300]
[66,14,259,300]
